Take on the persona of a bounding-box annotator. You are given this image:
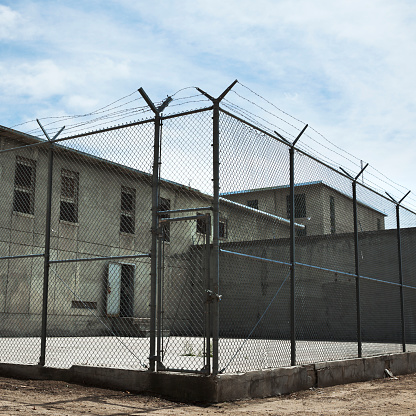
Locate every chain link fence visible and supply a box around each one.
[1,82,416,376]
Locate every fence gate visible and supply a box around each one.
[155,212,212,373]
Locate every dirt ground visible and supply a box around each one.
[1,373,416,415]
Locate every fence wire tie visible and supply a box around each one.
[49,266,148,369]
[206,289,222,302]
[220,270,290,374]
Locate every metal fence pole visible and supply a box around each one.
[212,101,221,375]
[204,215,212,372]
[387,190,410,353]
[37,121,64,366]
[275,125,307,367]
[289,146,296,366]
[352,181,362,358]
[341,163,368,359]
[396,204,406,352]
[156,230,164,370]
[197,80,237,375]
[150,111,160,372]
[138,88,172,371]
[39,141,54,366]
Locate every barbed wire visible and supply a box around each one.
[5,83,415,211]
[231,82,415,210]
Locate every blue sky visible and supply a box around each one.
[1,0,416,208]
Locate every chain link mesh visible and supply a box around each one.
[1,99,416,376]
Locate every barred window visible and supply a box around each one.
[330,196,336,234]
[120,187,135,234]
[13,156,36,215]
[60,170,79,223]
[196,213,207,234]
[286,194,307,218]
[219,218,227,239]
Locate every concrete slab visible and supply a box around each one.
[1,352,416,403]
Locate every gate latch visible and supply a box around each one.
[206,289,222,302]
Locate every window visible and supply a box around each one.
[60,170,79,223]
[377,218,381,231]
[219,218,227,239]
[330,196,336,234]
[13,156,36,214]
[72,300,97,309]
[286,194,306,218]
[120,187,135,234]
[196,213,207,234]
[159,197,170,242]
[247,199,258,209]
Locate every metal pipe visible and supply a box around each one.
[0,253,44,261]
[289,146,296,366]
[220,250,412,288]
[49,253,150,264]
[0,141,49,155]
[159,214,209,223]
[157,206,212,215]
[161,107,213,121]
[220,249,292,267]
[352,181,362,358]
[39,141,54,366]
[396,204,406,352]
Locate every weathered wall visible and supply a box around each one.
[218,228,416,343]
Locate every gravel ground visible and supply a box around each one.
[1,372,416,415]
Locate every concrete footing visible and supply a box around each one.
[1,352,415,403]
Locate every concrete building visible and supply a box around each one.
[0,125,394,340]
[0,125,300,337]
[221,181,386,236]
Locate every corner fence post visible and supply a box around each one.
[138,88,172,371]
[37,121,65,366]
[340,163,368,359]
[196,80,237,375]
[387,190,411,353]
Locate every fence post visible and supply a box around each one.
[197,80,237,375]
[341,163,368,358]
[138,88,172,371]
[387,191,410,353]
[275,125,307,367]
[204,214,212,372]
[352,181,362,358]
[37,121,64,366]
[289,145,296,366]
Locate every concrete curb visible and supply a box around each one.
[1,352,415,403]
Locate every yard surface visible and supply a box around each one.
[1,373,416,415]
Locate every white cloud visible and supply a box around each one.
[0,5,23,40]
[1,0,416,203]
